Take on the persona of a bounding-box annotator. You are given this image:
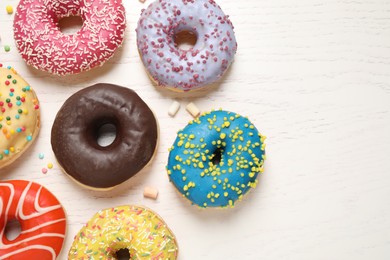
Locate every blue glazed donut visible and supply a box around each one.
[167,110,266,208]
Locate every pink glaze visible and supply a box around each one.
[136,0,237,91]
[0,180,67,260]
[13,0,126,75]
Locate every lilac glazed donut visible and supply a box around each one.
[136,0,237,92]
[13,0,126,75]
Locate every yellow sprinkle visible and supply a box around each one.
[10,147,15,152]
[47,163,53,169]
[227,159,233,166]
[220,133,226,139]
[6,5,13,14]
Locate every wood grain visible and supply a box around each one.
[1,0,390,259]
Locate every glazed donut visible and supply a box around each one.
[136,0,237,92]
[0,180,67,259]
[51,83,158,190]
[167,110,266,208]
[13,0,126,75]
[0,65,40,169]
[68,205,178,259]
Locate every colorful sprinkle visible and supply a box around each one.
[6,6,13,14]
[68,206,178,259]
[0,67,40,167]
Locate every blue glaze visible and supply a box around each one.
[167,110,266,208]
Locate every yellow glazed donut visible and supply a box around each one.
[68,205,179,259]
[0,65,40,169]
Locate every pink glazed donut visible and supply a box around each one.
[136,0,237,92]
[13,0,126,75]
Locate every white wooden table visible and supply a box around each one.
[1,0,390,259]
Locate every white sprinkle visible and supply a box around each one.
[168,101,180,117]
[186,102,201,118]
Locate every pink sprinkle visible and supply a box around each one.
[42,168,48,174]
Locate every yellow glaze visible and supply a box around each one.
[0,66,40,169]
[68,205,179,260]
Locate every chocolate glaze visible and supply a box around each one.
[51,84,158,189]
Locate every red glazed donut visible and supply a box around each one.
[13,0,126,75]
[0,180,67,259]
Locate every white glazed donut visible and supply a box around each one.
[13,0,126,75]
[136,0,237,92]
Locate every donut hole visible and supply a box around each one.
[96,123,117,147]
[174,30,197,51]
[115,248,130,260]
[4,219,22,241]
[58,15,84,35]
[211,148,223,165]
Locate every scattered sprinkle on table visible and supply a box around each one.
[186,102,201,118]
[143,186,159,199]
[168,101,180,117]
[6,6,13,14]
[38,153,44,159]
[4,45,10,52]
[42,168,48,174]
[47,162,53,169]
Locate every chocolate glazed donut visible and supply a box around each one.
[51,83,158,190]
